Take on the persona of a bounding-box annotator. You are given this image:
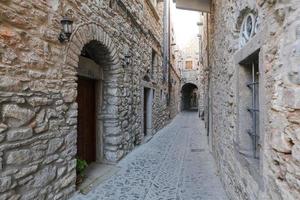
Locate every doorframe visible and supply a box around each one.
[143,87,153,137]
[141,78,154,142]
[78,56,104,163]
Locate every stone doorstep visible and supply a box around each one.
[77,163,121,195]
[142,134,153,144]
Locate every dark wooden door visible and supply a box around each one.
[77,76,96,164]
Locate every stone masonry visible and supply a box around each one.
[201,0,300,199]
[0,0,176,199]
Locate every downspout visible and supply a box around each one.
[163,0,170,83]
[206,13,210,137]
[168,1,171,107]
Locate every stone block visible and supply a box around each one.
[0,123,8,133]
[60,173,76,188]
[292,144,300,161]
[7,127,33,141]
[20,189,38,200]
[6,149,32,165]
[47,138,63,155]
[27,97,52,107]
[104,150,124,162]
[0,176,12,193]
[57,167,66,178]
[33,165,57,187]
[2,104,35,128]
[14,165,38,179]
[104,124,121,134]
[104,135,123,145]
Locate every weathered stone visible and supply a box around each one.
[18,175,34,186]
[105,150,124,162]
[60,173,76,188]
[0,76,22,92]
[27,97,52,107]
[105,135,123,145]
[20,190,38,200]
[122,120,129,128]
[291,144,300,161]
[34,122,49,134]
[14,165,38,179]
[57,167,66,178]
[7,194,20,200]
[47,138,63,155]
[33,166,57,187]
[0,123,8,133]
[6,149,32,165]
[0,176,12,193]
[199,1,300,199]
[2,104,35,128]
[43,154,59,164]
[7,127,33,141]
[0,0,173,198]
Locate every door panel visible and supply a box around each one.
[77,76,96,164]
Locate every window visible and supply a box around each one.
[247,56,260,159]
[151,49,158,78]
[185,61,193,70]
[238,51,260,160]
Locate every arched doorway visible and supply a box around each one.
[181,83,198,111]
[63,24,123,164]
[76,40,110,164]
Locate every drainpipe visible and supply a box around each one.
[206,13,210,137]
[163,0,170,83]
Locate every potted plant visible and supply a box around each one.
[76,158,88,186]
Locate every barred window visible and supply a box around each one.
[238,51,260,160]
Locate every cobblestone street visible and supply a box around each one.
[72,112,228,200]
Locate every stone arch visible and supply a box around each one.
[181,83,198,111]
[62,23,124,163]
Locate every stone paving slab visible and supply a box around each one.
[71,112,228,200]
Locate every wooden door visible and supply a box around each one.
[77,76,96,164]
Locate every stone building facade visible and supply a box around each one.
[0,0,174,199]
[168,20,181,120]
[169,66,181,119]
[177,38,202,111]
[200,0,300,200]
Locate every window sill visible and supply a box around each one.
[234,147,263,187]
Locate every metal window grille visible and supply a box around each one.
[246,60,260,159]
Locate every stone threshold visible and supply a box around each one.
[77,163,121,195]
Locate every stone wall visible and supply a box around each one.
[169,66,181,119]
[203,0,300,199]
[0,0,172,199]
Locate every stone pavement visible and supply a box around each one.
[71,112,228,200]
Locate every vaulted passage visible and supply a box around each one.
[181,83,198,111]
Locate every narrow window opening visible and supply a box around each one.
[238,50,260,161]
[185,60,193,70]
[151,49,157,78]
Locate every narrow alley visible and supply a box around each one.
[72,112,227,200]
[1,0,300,199]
